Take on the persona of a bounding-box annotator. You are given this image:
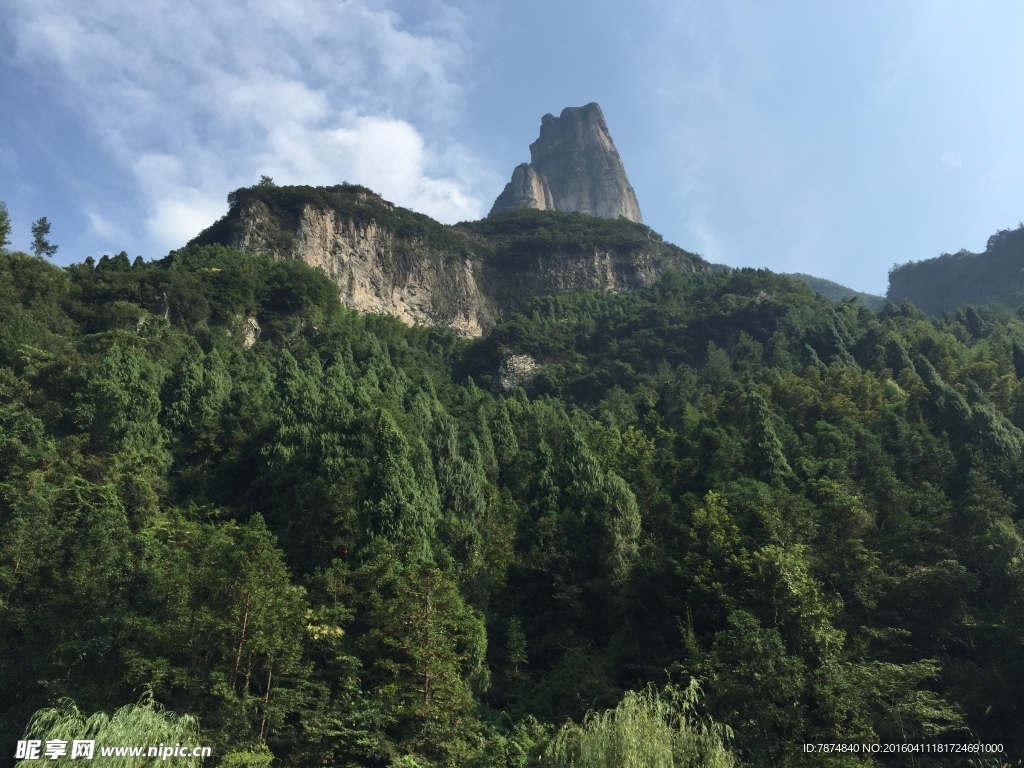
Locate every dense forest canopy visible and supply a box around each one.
[2,219,1024,766]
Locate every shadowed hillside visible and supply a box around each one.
[888,223,1024,314]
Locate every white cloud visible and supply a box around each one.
[940,151,963,169]
[148,196,229,249]
[85,210,129,244]
[9,0,484,253]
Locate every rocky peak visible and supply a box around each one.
[490,103,643,223]
[530,103,617,164]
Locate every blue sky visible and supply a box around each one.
[2,0,1023,295]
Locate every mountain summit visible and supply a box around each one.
[489,103,643,223]
[191,182,702,337]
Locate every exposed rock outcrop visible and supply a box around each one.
[219,196,487,336]
[490,103,643,223]
[497,354,540,391]
[191,184,704,337]
[242,315,261,349]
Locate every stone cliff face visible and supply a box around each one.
[476,241,684,313]
[192,184,703,337]
[218,196,487,336]
[490,103,644,223]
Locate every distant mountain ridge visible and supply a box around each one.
[708,264,885,310]
[887,224,1024,314]
[191,182,704,337]
[489,103,643,223]
[783,273,885,310]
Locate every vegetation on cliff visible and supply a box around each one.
[189,184,706,338]
[194,183,693,270]
[3,216,1024,766]
[462,208,673,260]
[193,182,472,256]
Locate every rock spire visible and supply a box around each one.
[489,103,643,223]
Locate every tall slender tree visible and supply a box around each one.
[30,217,57,258]
[0,201,11,254]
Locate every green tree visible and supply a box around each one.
[432,409,489,587]
[139,513,307,749]
[364,408,436,557]
[0,201,11,254]
[1,469,135,731]
[505,617,528,680]
[356,551,488,763]
[31,216,58,258]
[75,343,171,494]
[697,610,807,765]
[747,387,795,485]
[702,342,733,389]
[682,491,752,622]
[816,659,964,749]
[224,516,307,742]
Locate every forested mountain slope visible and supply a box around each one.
[783,273,885,310]
[887,223,1024,314]
[2,239,1024,766]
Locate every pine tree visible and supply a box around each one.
[365,408,435,558]
[30,217,57,258]
[0,201,11,254]
[357,554,487,763]
[747,387,794,485]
